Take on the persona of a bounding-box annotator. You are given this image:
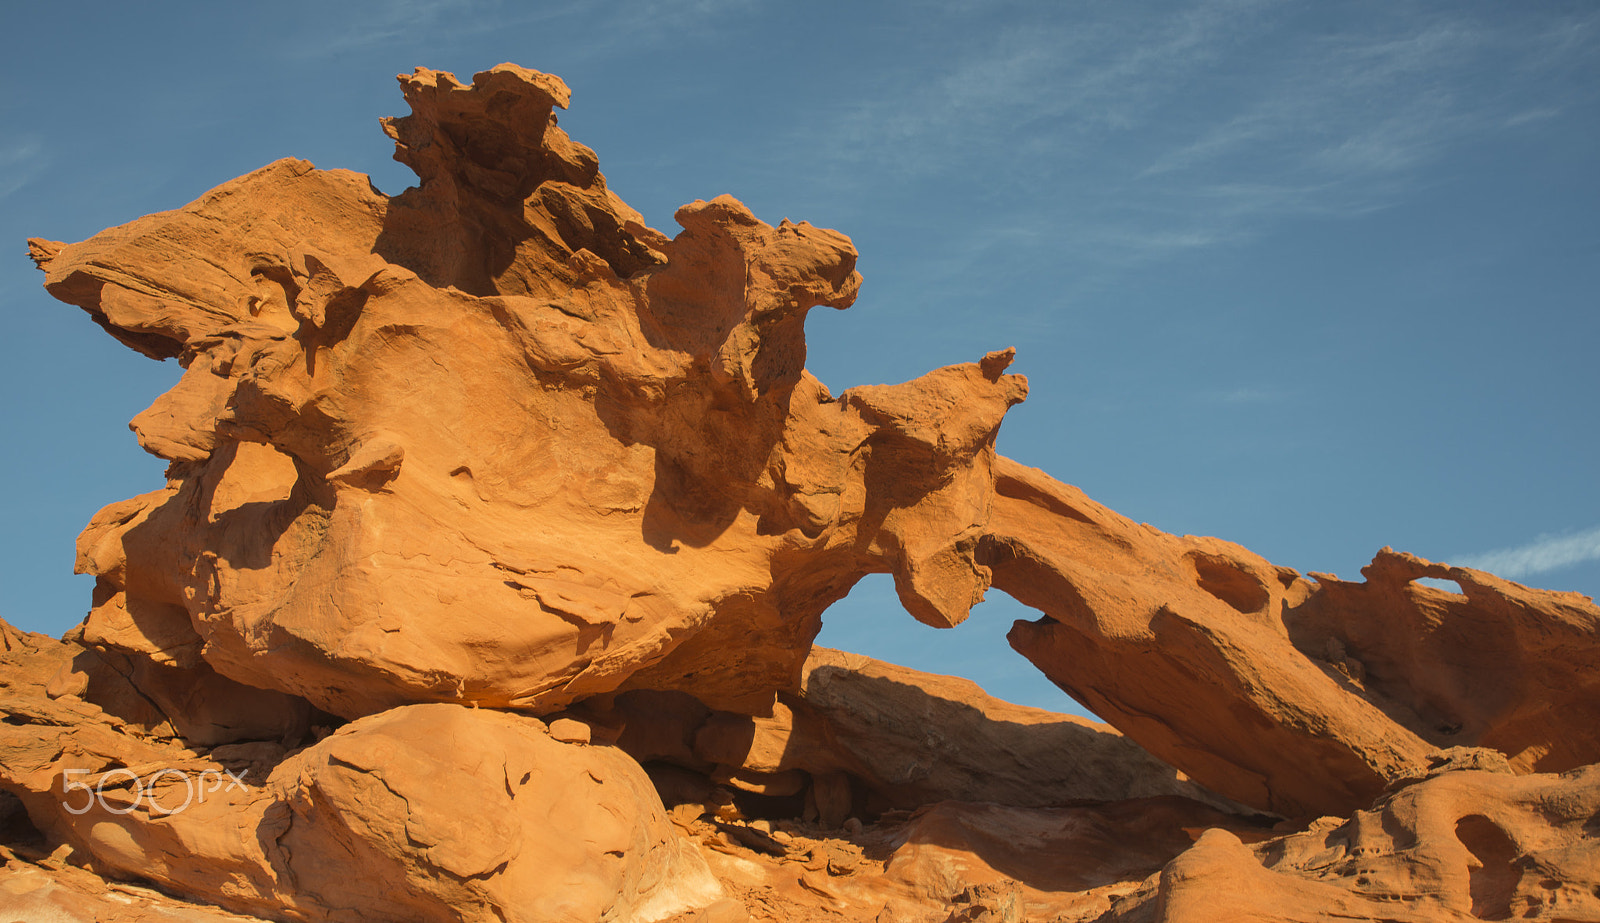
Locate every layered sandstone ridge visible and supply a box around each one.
[6,63,1599,923]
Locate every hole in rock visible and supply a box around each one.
[813,573,1100,719]
[642,761,811,822]
[1413,577,1465,595]
[0,789,47,860]
[1455,814,1517,920]
[1189,552,1270,614]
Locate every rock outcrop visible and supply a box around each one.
[0,862,277,923]
[32,64,1025,723]
[1102,757,1600,922]
[7,62,1600,923]
[0,625,722,922]
[989,458,1600,818]
[657,793,1268,923]
[580,647,1237,823]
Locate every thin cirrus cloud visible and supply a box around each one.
[282,0,764,75]
[0,138,45,201]
[788,3,1595,268]
[1455,526,1600,581]
[285,0,551,58]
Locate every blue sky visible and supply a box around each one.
[3,1,1596,715]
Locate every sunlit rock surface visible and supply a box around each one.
[7,63,1599,923]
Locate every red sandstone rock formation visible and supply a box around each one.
[989,458,1600,818]
[1101,754,1600,921]
[6,63,1599,923]
[31,64,1024,725]
[580,646,1237,822]
[0,625,721,922]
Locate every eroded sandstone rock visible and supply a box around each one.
[15,60,1600,923]
[877,797,1265,921]
[32,63,1025,722]
[656,793,1268,923]
[0,861,276,923]
[1103,764,1600,922]
[0,623,722,923]
[987,458,1600,819]
[1288,548,1600,774]
[583,647,1235,822]
[35,61,1600,830]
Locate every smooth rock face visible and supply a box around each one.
[11,61,1600,923]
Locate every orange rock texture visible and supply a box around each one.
[32,63,1024,724]
[989,460,1600,818]
[5,63,1599,923]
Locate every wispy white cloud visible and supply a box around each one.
[1069,224,1238,264]
[820,0,1278,174]
[1532,12,1600,63]
[1129,16,1491,230]
[566,0,762,65]
[0,138,45,200]
[781,2,1597,272]
[1455,526,1600,579]
[1504,107,1560,128]
[622,0,757,23]
[289,0,560,58]
[280,0,762,83]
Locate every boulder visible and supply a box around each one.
[1,626,722,923]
